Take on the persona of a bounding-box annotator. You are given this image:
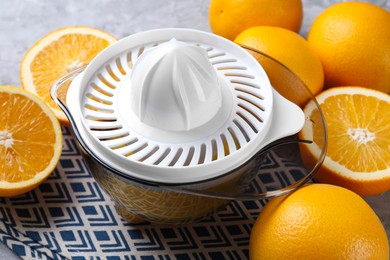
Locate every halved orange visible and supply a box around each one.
[20,26,117,124]
[0,86,62,197]
[299,86,390,197]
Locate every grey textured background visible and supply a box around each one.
[0,0,389,258]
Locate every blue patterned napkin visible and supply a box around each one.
[0,127,304,259]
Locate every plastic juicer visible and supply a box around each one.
[51,28,327,224]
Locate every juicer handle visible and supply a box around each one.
[259,88,305,149]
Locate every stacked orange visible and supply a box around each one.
[234,26,324,106]
[308,2,390,92]
[209,0,302,40]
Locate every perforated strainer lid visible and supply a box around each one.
[66,28,304,184]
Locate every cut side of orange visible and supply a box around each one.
[299,87,390,197]
[0,86,62,197]
[20,26,117,124]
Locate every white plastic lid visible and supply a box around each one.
[66,28,304,184]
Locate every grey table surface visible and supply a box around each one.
[0,0,389,259]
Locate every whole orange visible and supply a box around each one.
[250,184,389,259]
[307,2,390,93]
[209,0,302,41]
[234,26,324,106]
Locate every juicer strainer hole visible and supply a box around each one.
[208,52,226,59]
[105,64,120,82]
[85,116,117,123]
[86,93,113,105]
[126,52,133,69]
[168,148,184,166]
[124,143,148,157]
[237,95,266,113]
[90,126,123,131]
[231,80,260,89]
[91,83,113,97]
[233,119,251,142]
[235,87,264,100]
[84,104,114,114]
[110,138,138,150]
[228,127,241,150]
[237,111,259,134]
[211,139,218,161]
[85,116,117,122]
[97,73,116,89]
[137,46,145,57]
[183,147,195,166]
[139,146,160,162]
[217,65,247,71]
[224,73,255,79]
[198,144,206,165]
[238,103,263,124]
[220,134,230,156]
[115,57,127,75]
[211,58,237,65]
[153,148,171,165]
[99,132,130,142]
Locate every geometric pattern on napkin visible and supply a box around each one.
[0,127,306,259]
